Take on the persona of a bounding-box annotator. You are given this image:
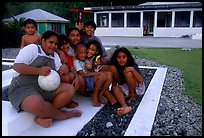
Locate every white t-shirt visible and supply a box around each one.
[73,59,85,72]
[14,44,62,72]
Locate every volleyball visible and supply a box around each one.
[38,70,60,91]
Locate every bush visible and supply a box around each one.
[2,18,25,48]
[2,27,23,48]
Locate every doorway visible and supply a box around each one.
[143,12,154,36]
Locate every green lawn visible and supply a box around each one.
[129,48,202,105]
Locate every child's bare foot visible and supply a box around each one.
[62,109,82,118]
[99,96,108,104]
[65,100,79,108]
[110,100,118,105]
[91,94,101,107]
[129,94,137,101]
[117,106,132,116]
[34,117,53,128]
[92,99,101,107]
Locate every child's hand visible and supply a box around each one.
[95,55,101,65]
[59,64,69,75]
[39,66,51,76]
[75,22,84,30]
[85,63,92,70]
[124,67,134,73]
[94,72,105,80]
[94,60,101,65]
[60,52,68,64]
[128,93,137,101]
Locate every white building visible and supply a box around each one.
[84,2,202,38]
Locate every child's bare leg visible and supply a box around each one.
[112,86,132,115]
[21,96,82,128]
[54,81,79,108]
[51,83,75,109]
[61,72,75,83]
[101,65,120,82]
[77,75,87,96]
[20,83,82,128]
[124,71,137,101]
[103,90,117,105]
[65,100,79,108]
[34,117,53,128]
[92,74,106,107]
[98,71,113,103]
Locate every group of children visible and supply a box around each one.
[8,18,145,128]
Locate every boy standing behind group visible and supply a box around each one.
[21,18,41,48]
[76,20,107,58]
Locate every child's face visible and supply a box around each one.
[116,52,128,66]
[60,42,69,54]
[84,25,94,37]
[87,44,98,58]
[76,47,87,61]
[24,24,36,35]
[42,35,58,55]
[68,30,81,47]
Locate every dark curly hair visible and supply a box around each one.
[83,20,96,30]
[57,34,68,49]
[66,27,80,37]
[23,18,37,28]
[86,40,102,63]
[41,30,58,41]
[110,47,136,67]
[110,47,138,82]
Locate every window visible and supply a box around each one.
[96,13,109,27]
[111,13,124,27]
[193,11,202,27]
[127,13,140,27]
[157,12,172,27]
[174,11,190,27]
[52,23,61,33]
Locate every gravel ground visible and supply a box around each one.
[2,48,202,136]
[76,68,156,136]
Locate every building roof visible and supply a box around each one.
[84,2,202,11]
[3,9,69,23]
[139,2,201,6]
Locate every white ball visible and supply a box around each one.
[38,70,60,91]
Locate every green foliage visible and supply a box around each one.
[2,17,25,48]
[130,48,202,105]
[7,17,25,31]
[2,2,143,27]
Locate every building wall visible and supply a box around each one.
[37,22,66,35]
[61,24,66,34]
[94,8,202,38]
[47,23,52,30]
[37,23,47,35]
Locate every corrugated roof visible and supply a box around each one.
[3,9,69,23]
[84,2,202,11]
[139,2,201,6]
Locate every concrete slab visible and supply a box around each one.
[2,66,167,136]
[2,69,17,88]
[18,94,103,136]
[125,67,167,136]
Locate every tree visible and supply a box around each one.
[2,17,25,48]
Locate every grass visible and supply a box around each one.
[129,48,202,105]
